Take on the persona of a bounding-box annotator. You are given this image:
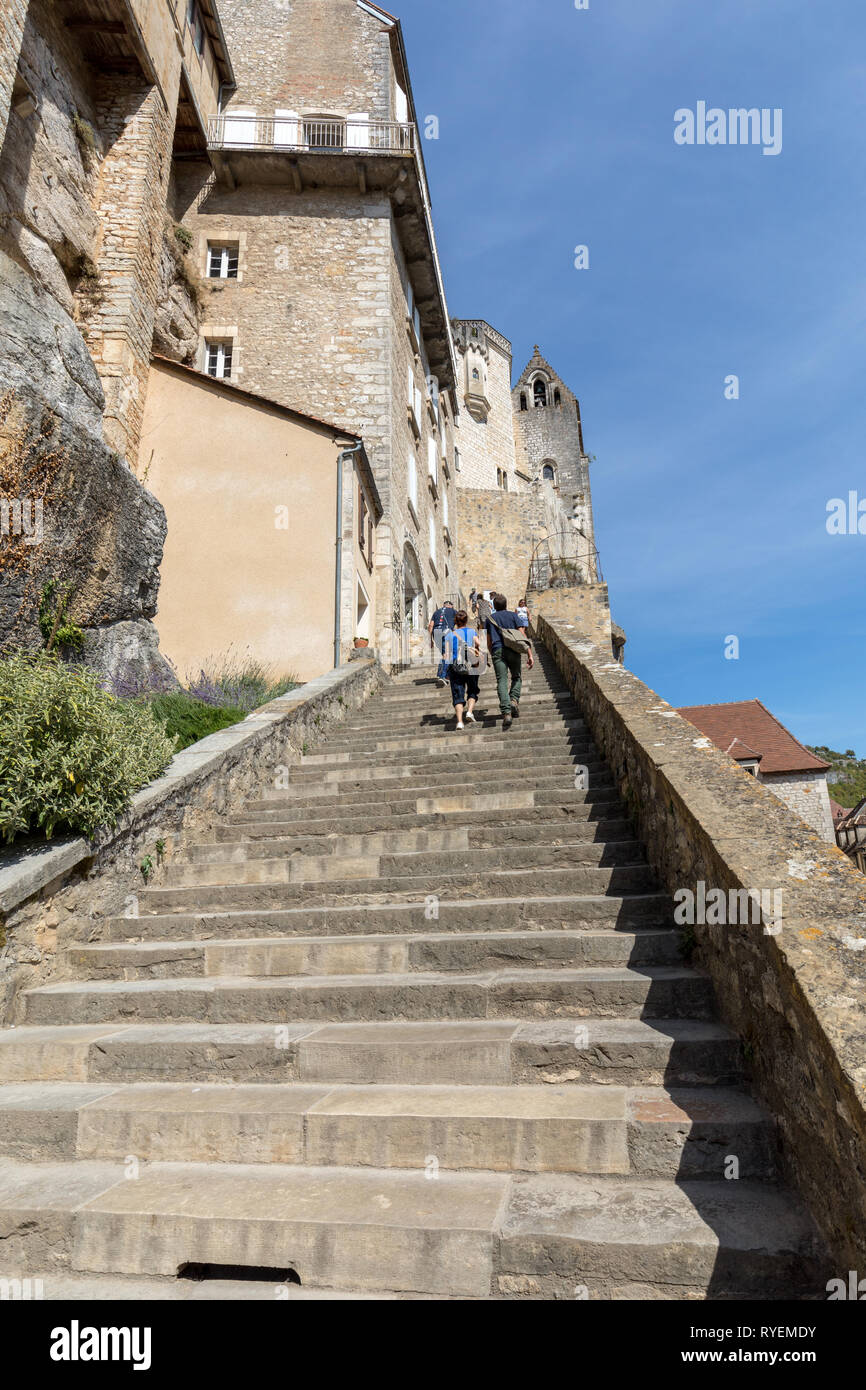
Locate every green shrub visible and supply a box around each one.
[0,652,176,843]
[148,692,247,751]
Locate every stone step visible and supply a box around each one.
[16,1272,416,1300]
[268,766,611,805]
[198,817,638,855]
[63,927,683,981]
[225,798,626,836]
[287,752,604,786]
[0,1159,825,1297]
[136,863,659,914]
[0,1158,505,1296]
[0,1081,776,1179]
[161,840,647,888]
[302,728,592,760]
[248,777,618,813]
[292,744,599,777]
[0,1018,744,1089]
[21,965,716,1027]
[495,1173,827,1299]
[231,785,621,824]
[103,892,673,942]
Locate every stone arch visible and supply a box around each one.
[533,377,548,408]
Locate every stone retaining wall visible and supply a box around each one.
[0,657,382,1021]
[538,615,866,1274]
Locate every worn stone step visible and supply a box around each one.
[253,769,614,808]
[231,785,622,825]
[224,798,627,836]
[136,863,659,914]
[21,965,716,1027]
[300,731,593,763]
[64,927,682,981]
[287,753,603,785]
[291,746,599,778]
[496,1174,827,1299]
[0,1081,775,1178]
[162,840,646,888]
[0,1159,825,1297]
[0,1158,505,1296]
[18,1272,416,1300]
[0,1018,743,1088]
[103,892,672,942]
[199,817,638,855]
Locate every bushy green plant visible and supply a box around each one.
[149,691,247,751]
[0,652,176,843]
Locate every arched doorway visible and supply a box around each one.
[401,541,426,668]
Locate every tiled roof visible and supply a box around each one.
[677,700,831,775]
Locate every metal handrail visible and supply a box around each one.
[528,530,603,591]
[207,116,416,155]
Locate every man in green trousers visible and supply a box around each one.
[485,593,534,730]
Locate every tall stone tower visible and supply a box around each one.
[513,347,599,583]
[451,320,519,492]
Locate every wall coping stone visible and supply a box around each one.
[537,615,866,1270]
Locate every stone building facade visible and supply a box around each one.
[452,327,601,601]
[171,0,459,669]
[451,320,521,493]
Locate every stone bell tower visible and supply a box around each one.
[512,346,599,583]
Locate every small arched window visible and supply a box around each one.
[554,388,562,408]
[542,463,556,483]
[519,393,527,412]
[472,367,480,381]
[534,379,547,408]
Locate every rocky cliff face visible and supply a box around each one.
[151,228,200,367]
[0,0,183,689]
[0,247,175,687]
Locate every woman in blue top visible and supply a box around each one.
[444,609,481,730]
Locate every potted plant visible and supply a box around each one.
[353,636,369,649]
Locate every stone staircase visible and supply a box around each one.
[0,649,827,1299]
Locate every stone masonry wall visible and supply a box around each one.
[456,488,545,610]
[764,770,836,845]
[84,63,182,459]
[217,0,394,120]
[538,614,866,1274]
[453,326,518,492]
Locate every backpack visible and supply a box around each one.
[449,627,474,676]
[489,614,532,656]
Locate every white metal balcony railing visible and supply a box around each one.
[207,115,416,155]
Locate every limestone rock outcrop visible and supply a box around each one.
[0,247,172,687]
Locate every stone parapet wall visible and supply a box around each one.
[532,583,613,654]
[0,658,383,1022]
[537,615,866,1272]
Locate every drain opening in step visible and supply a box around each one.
[178,1263,301,1285]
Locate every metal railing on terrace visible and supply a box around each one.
[207,115,417,155]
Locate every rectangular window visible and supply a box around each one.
[428,513,436,568]
[205,340,233,380]
[359,488,368,550]
[454,447,461,473]
[442,488,449,530]
[207,243,239,279]
[427,435,438,489]
[187,0,205,56]
[408,449,418,512]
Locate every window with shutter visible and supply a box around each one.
[408,449,418,512]
[205,340,233,380]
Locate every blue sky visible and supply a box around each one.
[397,0,865,755]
